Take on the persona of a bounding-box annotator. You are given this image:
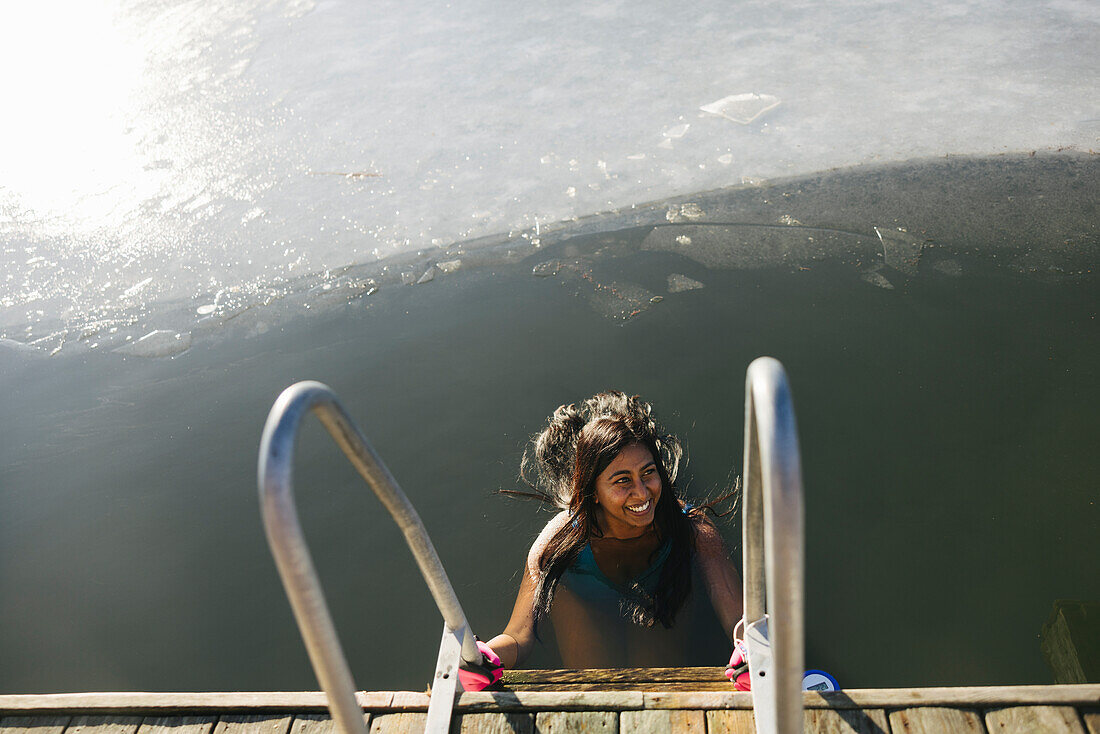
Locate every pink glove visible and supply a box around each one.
[725,639,751,691]
[457,640,503,692]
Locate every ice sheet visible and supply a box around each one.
[1,0,1097,350]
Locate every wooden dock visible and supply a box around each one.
[2,674,1097,733]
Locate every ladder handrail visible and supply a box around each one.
[742,357,805,734]
[257,381,482,734]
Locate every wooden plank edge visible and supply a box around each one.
[0,693,392,714]
[1,685,1096,714]
[647,685,1100,710]
[502,667,728,684]
[0,691,645,714]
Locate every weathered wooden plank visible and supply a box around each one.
[451,692,644,712]
[385,695,429,713]
[642,692,750,710]
[888,707,984,734]
[533,711,616,733]
[0,716,70,734]
[703,710,755,733]
[643,686,1100,711]
[505,683,734,692]
[0,694,391,714]
[1082,709,1100,734]
[839,687,1099,708]
[985,706,1084,734]
[503,668,726,685]
[619,710,704,733]
[137,716,217,734]
[67,716,143,734]
[367,714,425,734]
[211,714,293,734]
[1,686,1097,713]
[805,708,889,734]
[450,713,533,734]
[287,716,337,734]
[288,714,371,734]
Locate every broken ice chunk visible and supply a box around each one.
[532,260,562,277]
[667,273,705,293]
[665,203,705,223]
[114,330,192,358]
[681,203,704,219]
[860,266,895,290]
[663,123,690,139]
[874,226,925,275]
[700,93,781,124]
[933,259,963,277]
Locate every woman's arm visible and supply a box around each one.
[485,511,570,669]
[693,516,744,641]
[486,568,537,668]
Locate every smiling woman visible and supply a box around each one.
[461,392,745,687]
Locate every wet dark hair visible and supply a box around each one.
[506,391,708,631]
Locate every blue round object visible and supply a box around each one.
[802,669,840,692]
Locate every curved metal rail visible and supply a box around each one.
[742,357,805,734]
[258,381,482,734]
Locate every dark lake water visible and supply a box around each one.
[1,154,1096,693]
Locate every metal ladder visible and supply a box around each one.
[741,357,806,734]
[257,358,806,734]
[257,381,482,734]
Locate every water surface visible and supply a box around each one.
[1,155,1096,692]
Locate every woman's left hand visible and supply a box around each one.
[725,640,751,691]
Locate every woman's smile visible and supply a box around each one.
[594,442,662,537]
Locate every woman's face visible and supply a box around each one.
[593,442,663,538]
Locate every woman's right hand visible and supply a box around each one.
[458,640,504,692]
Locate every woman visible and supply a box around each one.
[459,391,749,690]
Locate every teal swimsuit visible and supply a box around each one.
[564,539,672,604]
[550,536,727,668]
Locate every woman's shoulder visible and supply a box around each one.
[688,514,728,556]
[525,511,573,573]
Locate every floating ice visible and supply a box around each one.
[874,226,925,275]
[416,266,437,284]
[663,124,690,139]
[114,330,192,358]
[437,259,462,274]
[666,203,706,223]
[531,260,562,277]
[123,277,154,298]
[700,93,781,124]
[667,274,705,293]
[860,266,895,290]
[0,338,43,357]
[933,259,963,277]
